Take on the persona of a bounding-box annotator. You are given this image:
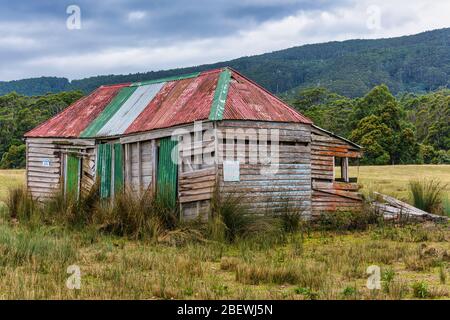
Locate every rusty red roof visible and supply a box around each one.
[125,69,221,134]
[224,70,311,123]
[25,83,129,138]
[25,67,311,138]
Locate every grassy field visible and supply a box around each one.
[348,165,450,201]
[0,166,448,300]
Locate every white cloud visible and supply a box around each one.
[127,11,147,22]
[4,0,450,80]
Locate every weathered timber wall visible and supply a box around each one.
[178,129,216,220]
[26,140,62,200]
[26,138,96,200]
[80,148,96,197]
[124,140,154,195]
[217,121,312,216]
[310,126,363,214]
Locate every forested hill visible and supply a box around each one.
[2,28,450,97]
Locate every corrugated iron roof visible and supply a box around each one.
[25,67,312,139]
[125,69,221,134]
[25,84,129,138]
[224,70,311,123]
[96,82,165,137]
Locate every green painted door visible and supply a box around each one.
[113,143,124,194]
[157,137,178,208]
[97,143,124,199]
[97,144,113,199]
[66,154,80,198]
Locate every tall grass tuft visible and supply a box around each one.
[92,189,177,240]
[7,186,37,221]
[208,187,283,243]
[409,179,447,214]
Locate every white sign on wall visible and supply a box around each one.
[42,158,51,167]
[223,160,240,182]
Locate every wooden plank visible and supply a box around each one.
[179,180,216,191]
[179,168,215,179]
[180,193,212,203]
[313,188,362,201]
[28,147,59,155]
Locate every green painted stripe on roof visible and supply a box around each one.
[209,68,231,121]
[81,86,137,138]
[131,71,201,87]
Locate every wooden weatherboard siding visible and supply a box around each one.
[178,126,217,220]
[26,138,96,200]
[310,126,363,215]
[26,140,63,200]
[217,120,312,216]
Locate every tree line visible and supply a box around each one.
[0,84,448,169]
[290,85,449,165]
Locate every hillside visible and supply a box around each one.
[1,28,450,97]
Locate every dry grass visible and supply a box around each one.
[0,170,25,203]
[348,165,450,200]
[0,167,448,299]
[0,202,448,300]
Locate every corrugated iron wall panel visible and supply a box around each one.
[157,137,178,208]
[25,84,129,138]
[96,82,165,137]
[113,143,124,193]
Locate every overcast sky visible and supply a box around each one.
[1,0,449,81]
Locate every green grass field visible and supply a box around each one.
[0,166,448,300]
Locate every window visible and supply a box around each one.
[334,157,349,183]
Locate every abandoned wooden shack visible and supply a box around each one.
[24,67,363,219]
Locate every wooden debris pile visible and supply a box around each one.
[372,192,448,223]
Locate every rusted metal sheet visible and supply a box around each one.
[96,82,165,137]
[26,67,313,139]
[125,69,221,134]
[223,71,312,124]
[24,84,129,138]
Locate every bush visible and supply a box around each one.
[278,199,307,233]
[315,208,380,231]
[6,185,40,222]
[409,179,447,214]
[208,188,279,242]
[92,189,177,240]
[412,281,429,299]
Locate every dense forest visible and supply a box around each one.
[0,91,83,168]
[2,28,450,98]
[290,85,449,165]
[0,84,448,169]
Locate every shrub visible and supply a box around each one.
[315,208,380,231]
[341,286,358,299]
[6,185,39,222]
[92,189,176,240]
[409,179,447,214]
[382,268,395,293]
[412,281,429,299]
[208,188,279,242]
[278,198,306,233]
